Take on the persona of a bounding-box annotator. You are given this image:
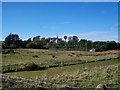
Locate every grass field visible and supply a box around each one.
[2,49,120,89]
[2,49,118,65]
[6,59,118,78]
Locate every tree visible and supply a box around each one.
[3,33,119,51]
[106,41,117,50]
[64,35,67,42]
[87,40,93,50]
[4,33,25,48]
[55,44,60,50]
[72,36,79,43]
[27,38,31,42]
[33,36,40,41]
[93,41,107,51]
[15,40,25,48]
[117,42,120,50]
[5,33,20,42]
[79,39,87,51]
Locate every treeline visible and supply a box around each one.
[2,33,120,51]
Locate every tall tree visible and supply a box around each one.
[87,40,93,50]
[64,35,67,42]
[5,33,20,42]
[72,36,78,43]
[79,39,87,51]
[33,36,40,41]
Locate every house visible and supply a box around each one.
[49,37,62,43]
[90,48,95,52]
[49,35,62,44]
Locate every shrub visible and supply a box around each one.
[52,55,55,58]
[2,49,15,54]
[23,62,40,71]
[32,55,39,58]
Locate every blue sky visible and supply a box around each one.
[2,2,118,41]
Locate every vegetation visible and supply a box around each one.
[2,33,120,51]
[1,33,119,89]
[2,59,119,89]
[2,48,119,89]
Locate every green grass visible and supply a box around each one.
[6,59,118,79]
[2,49,118,73]
[2,49,118,65]
[2,49,119,89]
[5,59,119,88]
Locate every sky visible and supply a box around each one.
[2,0,120,2]
[2,2,118,41]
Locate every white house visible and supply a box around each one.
[90,48,95,52]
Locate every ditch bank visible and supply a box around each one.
[2,57,119,73]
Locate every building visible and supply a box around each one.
[49,35,62,44]
[90,48,96,52]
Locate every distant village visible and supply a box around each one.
[2,33,120,52]
[5,33,63,44]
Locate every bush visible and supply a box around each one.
[2,49,15,54]
[23,62,40,71]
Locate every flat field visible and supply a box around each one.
[2,49,120,89]
[2,49,118,65]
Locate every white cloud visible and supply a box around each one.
[59,31,118,42]
[79,31,117,41]
[40,23,118,42]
